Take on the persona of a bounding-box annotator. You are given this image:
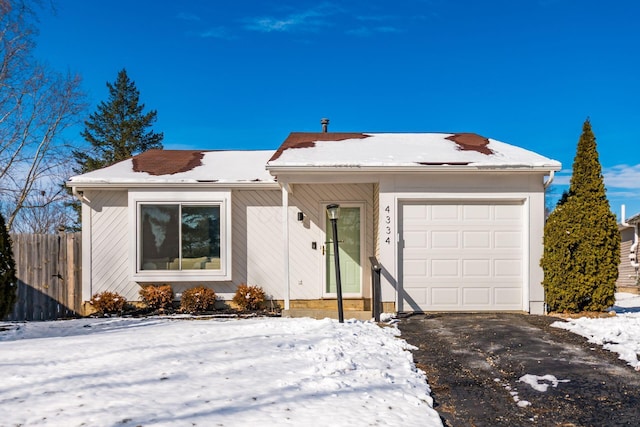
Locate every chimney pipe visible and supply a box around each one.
[621,204,630,226]
[321,118,329,133]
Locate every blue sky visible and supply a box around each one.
[36,0,640,218]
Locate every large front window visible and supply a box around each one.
[129,190,231,281]
[140,204,221,271]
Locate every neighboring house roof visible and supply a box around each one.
[266,132,561,171]
[627,212,640,225]
[67,150,277,187]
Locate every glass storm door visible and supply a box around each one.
[325,206,362,295]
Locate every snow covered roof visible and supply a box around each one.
[267,132,561,171]
[67,132,561,188]
[67,150,277,187]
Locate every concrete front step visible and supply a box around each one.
[282,309,374,321]
[617,286,640,295]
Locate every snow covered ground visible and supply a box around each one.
[0,316,443,427]
[552,292,640,370]
[2,293,639,427]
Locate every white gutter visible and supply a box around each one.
[543,170,555,189]
[66,181,280,190]
[266,165,562,174]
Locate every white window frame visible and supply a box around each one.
[129,190,232,282]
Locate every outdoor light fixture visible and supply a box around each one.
[326,203,344,323]
[297,211,304,221]
[326,204,340,221]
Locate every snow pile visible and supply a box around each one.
[518,374,570,392]
[0,317,443,427]
[552,293,640,370]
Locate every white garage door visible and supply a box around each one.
[400,201,524,312]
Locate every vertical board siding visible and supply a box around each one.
[90,191,133,299]
[86,189,284,302]
[236,190,284,298]
[289,183,374,300]
[6,233,82,321]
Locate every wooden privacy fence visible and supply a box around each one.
[5,232,82,321]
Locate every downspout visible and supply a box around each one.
[543,170,555,190]
[282,184,290,310]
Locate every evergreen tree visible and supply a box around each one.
[541,119,620,312]
[73,69,163,174]
[0,212,17,319]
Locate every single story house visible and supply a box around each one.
[67,130,561,316]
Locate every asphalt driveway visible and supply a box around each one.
[398,313,640,427]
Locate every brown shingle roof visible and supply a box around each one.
[268,132,368,162]
[446,133,494,155]
[132,149,206,176]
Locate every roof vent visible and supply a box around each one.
[321,118,329,133]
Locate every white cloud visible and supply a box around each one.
[604,164,640,189]
[548,164,640,190]
[199,27,234,39]
[243,5,336,33]
[177,12,201,21]
[551,168,572,186]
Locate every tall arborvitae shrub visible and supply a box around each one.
[541,119,620,312]
[0,213,17,319]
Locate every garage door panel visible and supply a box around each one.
[495,288,522,305]
[431,259,459,277]
[463,259,491,276]
[403,288,428,307]
[404,259,428,277]
[431,288,459,305]
[463,288,491,305]
[494,231,522,248]
[431,205,459,220]
[463,204,491,220]
[401,201,524,312]
[462,231,491,248]
[403,230,428,248]
[431,231,459,248]
[494,259,522,277]
[403,204,428,220]
[495,204,522,220]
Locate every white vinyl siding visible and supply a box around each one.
[288,184,374,300]
[87,190,134,300]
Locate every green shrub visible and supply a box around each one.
[139,284,174,310]
[180,286,217,313]
[541,119,619,312]
[0,212,17,319]
[90,291,126,315]
[232,283,266,311]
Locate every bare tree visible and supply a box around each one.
[0,1,85,232]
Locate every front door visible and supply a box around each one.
[324,204,363,296]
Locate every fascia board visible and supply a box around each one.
[66,181,280,190]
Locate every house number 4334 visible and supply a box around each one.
[384,205,392,244]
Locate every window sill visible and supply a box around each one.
[133,271,231,282]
